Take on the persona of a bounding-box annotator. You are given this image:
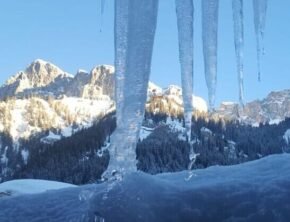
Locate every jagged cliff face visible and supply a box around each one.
[24,59,69,87]
[0,60,115,101]
[215,89,290,125]
[0,60,71,99]
[82,65,115,99]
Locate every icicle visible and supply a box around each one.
[232,0,245,106]
[253,0,268,81]
[104,0,159,178]
[175,0,194,142]
[101,0,106,15]
[100,0,106,32]
[114,0,129,128]
[202,0,219,112]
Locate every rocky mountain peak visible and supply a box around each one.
[24,59,69,87]
[90,65,114,82]
[82,65,115,99]
[215,89,290,125]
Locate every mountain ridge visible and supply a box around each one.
[1,59,290,127]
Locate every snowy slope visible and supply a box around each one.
[0,179,76,197]
[0,97,113,142]
[0,154,289,222]
[148,84,208,114]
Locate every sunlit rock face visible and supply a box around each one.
[147,84,208,116]
[24,59,70,87]
[0,59,70,99]
[215,89,290,125]
[82,65,115,99]
[0,61,115,100]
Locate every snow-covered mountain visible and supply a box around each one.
[0,60,115,101]
[0,60,207,142]
[0,59,72,99]
[215,89,290,125]
[147,84,208,115]
[0,59,289,143]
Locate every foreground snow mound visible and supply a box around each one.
[0,154,290,222]
[0,179,76,196]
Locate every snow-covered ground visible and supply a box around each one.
[0,154,290,221]
[139,126,154,141]
[0,179,76,197]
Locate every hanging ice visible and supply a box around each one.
[104,0,159,177]
[232,0,245,106]
[114,0,129,127]
[253,0,268,81]
[99,0,106,32]
[175,0,194,142]
[202,0,219,112]
[101,0,106,15]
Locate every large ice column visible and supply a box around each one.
[105,0,159,176]
[202,0,219,112]
[232,0,245,106]
[175,0,194,141]
[114,0,129,127]
[253,0,268,81]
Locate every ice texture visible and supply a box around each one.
[175,0,194,141]
[232,0,245,106]
[114,0,129,127]
[202,0,219,112]
[253,0,268,81]
[1,154,290,222]
[105,0,159,176]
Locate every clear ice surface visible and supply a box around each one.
[232,0,245,106]
[253,0,268,81]
[202,0,219,112]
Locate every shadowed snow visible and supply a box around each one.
[0,154,290,222]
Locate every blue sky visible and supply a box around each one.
[0,0,289,106]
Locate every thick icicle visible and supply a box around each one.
[202,0,219,112]
[232,0,245,106]
[114,0,129,127]
[104,0,159,177]
[253,0,268,81]
[175,0,194,142]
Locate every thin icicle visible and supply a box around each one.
[175,0,194,142]
[202,0,219,112]
[253,0,268,81]
[101,0,106,15]
[100,0,106,32]
[104,0,159,178]
[232,0,245,106]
